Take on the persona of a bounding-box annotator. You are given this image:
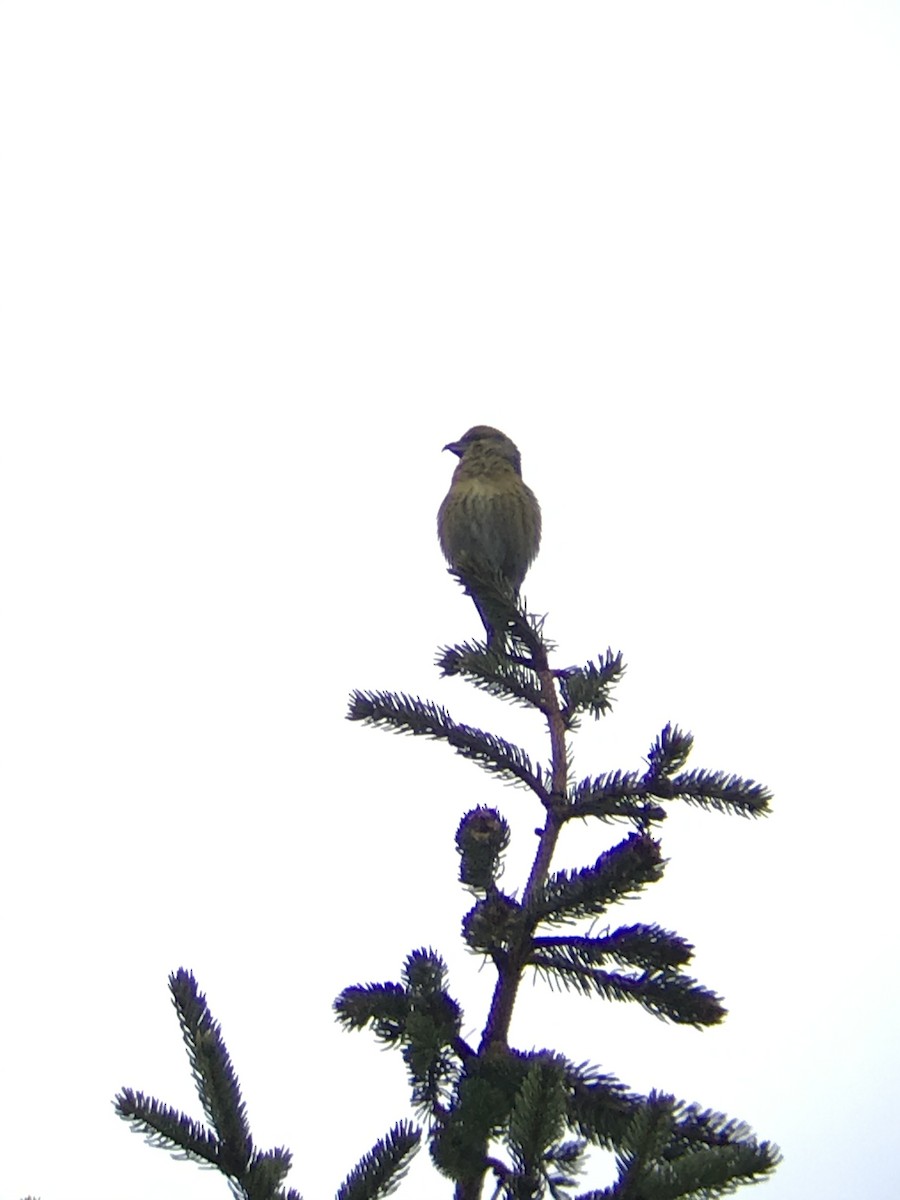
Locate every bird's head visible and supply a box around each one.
[442,426,522,475]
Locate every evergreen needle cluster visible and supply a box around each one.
[111,567,779,1200]
[338,571,779,1199]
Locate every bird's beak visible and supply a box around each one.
[443,440,463,457]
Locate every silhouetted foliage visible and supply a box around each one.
[114,569,779,1199]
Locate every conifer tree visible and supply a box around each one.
[114,565,780,1199]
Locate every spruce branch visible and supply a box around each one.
[565,724,770,826]
[438,641,546,712]
[115,1089,221,1166]
[643,724,694,781]
[564,773,666,825]
[610,1092,682,1195]
[507,1059,580,1197]
[336,951,466,1119]
[527,835,665,926]
[242,1150,297,1200]
[566,766,770,825]
[403,950,466,1115]
[348,690,548,799]
[532,925,694,972]
[115,970,302,1200]
[336,1120,421,1200]
[558,651,626,723]
[334,982,410,1042]
[528,948,726,1027]
[661,769,771,818]
[564,1062,647,1150]
[342,547,778,1197]
[585,1091,781,1200]
[169,968,252,1175]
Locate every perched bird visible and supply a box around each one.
[437,425,541,641]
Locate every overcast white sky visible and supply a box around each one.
[1,4,898,1199]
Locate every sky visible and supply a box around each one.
[1,3,898,1199]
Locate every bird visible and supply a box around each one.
[437,425,541,642]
